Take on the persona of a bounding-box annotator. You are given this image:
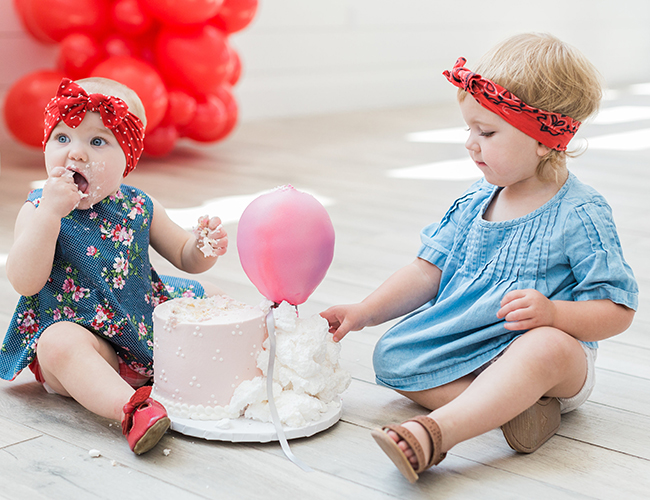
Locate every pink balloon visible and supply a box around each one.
[237,186,335,306]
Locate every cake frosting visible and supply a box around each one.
[152,298,350,428]
[152,295,267,417]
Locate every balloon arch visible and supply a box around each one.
[3,0,257,156]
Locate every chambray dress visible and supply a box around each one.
[0,185,204,381]
[373,174,638,391]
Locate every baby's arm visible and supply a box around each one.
[6,167,83,296]
[149,197,228,274]
[321,257,442,342]
[497,289,634,342]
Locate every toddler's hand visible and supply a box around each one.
[497,289,556,331]
[40,166,83,218]
[320,304,368,342]
[193,215,228,258]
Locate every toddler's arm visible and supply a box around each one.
[6,167,83,296]
[497,289,634,342]
[321,257,442,342]
[149,197,227,274]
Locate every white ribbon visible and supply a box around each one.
[265,309,313,472]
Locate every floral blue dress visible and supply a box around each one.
[373,174,638,392]
[0,185,204,381]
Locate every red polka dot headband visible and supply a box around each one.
[443,58,580,151]
[43,78,145,176]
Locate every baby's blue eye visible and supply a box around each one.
[91,137,107,147]
[56,134,70,143]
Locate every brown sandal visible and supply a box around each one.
[501,397,561,453]
[371,415,446,483]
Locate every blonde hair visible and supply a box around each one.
[76,77,147,128]
[458,33,603,182]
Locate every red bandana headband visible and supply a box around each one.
[443,57,580,151]
[43,78,145,176]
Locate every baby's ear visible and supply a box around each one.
[536,143,552,158]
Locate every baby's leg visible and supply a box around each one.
[388,327,587,465]
[36,322,135,420]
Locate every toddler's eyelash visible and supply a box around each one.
[465,128,495,137]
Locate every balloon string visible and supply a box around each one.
[265,309,313,472]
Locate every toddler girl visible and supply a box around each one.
[321,33,638,482]
[0,77,228,455]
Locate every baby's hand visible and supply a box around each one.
[320,304,367,342]
[193,215,228,258]
[40,166,83,218]
[497,289,556,331]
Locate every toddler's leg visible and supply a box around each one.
[36,322,135,421]
[381,327,588,473]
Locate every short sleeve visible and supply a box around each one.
[27,189,42,207]
[418,181,487,269]
[563,201,638,310]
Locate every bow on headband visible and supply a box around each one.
[443,57,580,151]
[43,78,145,176]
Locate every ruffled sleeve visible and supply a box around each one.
[418,180,489,269]
[27,189,42,207]
[563,201,638,310]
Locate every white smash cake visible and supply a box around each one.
[152,296,351,428]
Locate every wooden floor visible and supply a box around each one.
[1,86,649,499]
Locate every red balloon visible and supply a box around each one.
[112,0,154,36]
[155,25,230,96]
[180,95,226,142]
[57,33,104,80]
[237,186,335,306]
[91,56,168,131]
[211,0,258,34]
[211,86,238,141]
[167,90,197,128]
[3,70,65,147]
[103,35,140,59]
[140,0,223,25]
[144,124,178,156]
[13,0,111,43]
[13,0,51,43]
[226,46,242,86]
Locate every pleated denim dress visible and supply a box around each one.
[373,174,638,391]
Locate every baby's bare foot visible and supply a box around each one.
[387,420,432,469]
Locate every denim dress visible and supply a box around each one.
[373,174,638,391]
[0,185,204,381]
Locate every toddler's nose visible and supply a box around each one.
[67,148,88,162]
[465,134,480,152]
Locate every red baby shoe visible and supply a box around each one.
[122,386,171,455]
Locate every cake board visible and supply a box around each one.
[170,399,343,443]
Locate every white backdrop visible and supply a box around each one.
[1,0,650,123]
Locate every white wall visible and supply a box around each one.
[231,0,650,120]
[2,0,650,124]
